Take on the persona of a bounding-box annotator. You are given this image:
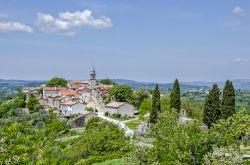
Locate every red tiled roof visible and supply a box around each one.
[43,87,67,91]
[59,90,78,96]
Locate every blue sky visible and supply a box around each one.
[0,0,250,82]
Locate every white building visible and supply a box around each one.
[60,102,86,116]
[105,102,135,117]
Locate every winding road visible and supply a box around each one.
[97,112,135,137]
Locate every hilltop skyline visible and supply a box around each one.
[1,0,250,82]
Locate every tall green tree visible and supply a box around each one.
[170,79,181,112]
[221,80,235,119]
[203,84,221,128]
[149,84,161,124]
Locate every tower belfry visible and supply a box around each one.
[90,65,97,89]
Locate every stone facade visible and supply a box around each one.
[105,102,135,117]
[60,102,86,116]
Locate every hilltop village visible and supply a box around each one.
[1,67,249,164]
[22,66,135,128]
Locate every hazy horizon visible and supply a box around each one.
[1,76,250,84]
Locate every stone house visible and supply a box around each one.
[60,101,86,116]
[74,111,97,127]
[105,102,135,117]
[47,95,60,107]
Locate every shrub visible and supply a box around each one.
[85,107,94,112]
[104,112,110,116]
[116,114,122,118]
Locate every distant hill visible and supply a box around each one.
[112,79,250,90]
[111,79,210,91]
[0,79,47,85]
[0,79,47,95]
[1,79,250,92]
[182,79,250,90]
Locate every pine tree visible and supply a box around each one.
[203,84,221,128]
[221,80,235,119]
[170,79,181,112]
[150,84,161,124]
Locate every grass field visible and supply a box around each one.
[125,120,141,130]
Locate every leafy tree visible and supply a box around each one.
[108,85,133,103]
[99,79,114,85]
[17,91,26,102]
[206,109,250,164]
[27,94,40,113]
[203,84,221,128]
[139,98,152,117]
[149,84,161,124]
[128,111,211,164]
[170,79,181,112]
[46,77,68,87]
[0,123,42,164]
[38,88,43,95]
[62,122,131,164]
[14,91,27,108]
[45,115,67,139]
[133,88,149,108]
[221,80,235,119]
[0,92,27,117]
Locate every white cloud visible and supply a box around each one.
[0,21,33,33]
[232,6,246,16]
[0,12,8,18]
[235,57,249,64]
[36,10,112,35]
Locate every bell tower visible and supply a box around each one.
[90,65,97,89]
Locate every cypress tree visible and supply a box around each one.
[221,80,235,119]
[203,84,221,128]
[150,84,161,124]
[170,79,181,112]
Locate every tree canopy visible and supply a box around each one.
[132,88,150,108]
[46,77,68,87]
[108,85,133,103]
[63,122,131,164]
[99,79,114,85]
[129,111,211,164]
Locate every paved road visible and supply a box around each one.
[97,112,134,137]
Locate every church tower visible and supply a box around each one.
[90,65,97,89]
